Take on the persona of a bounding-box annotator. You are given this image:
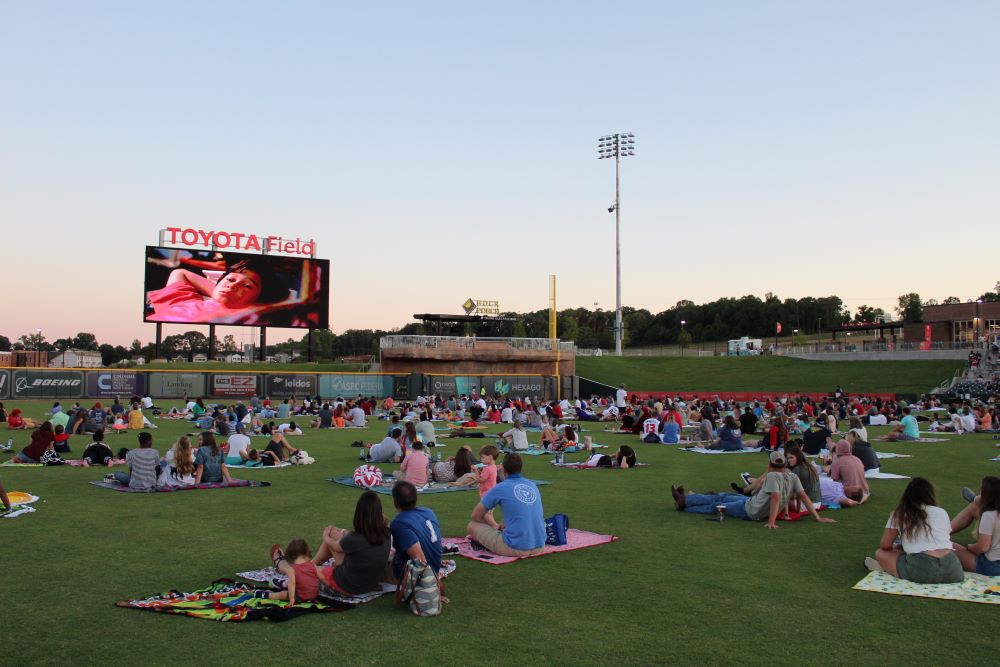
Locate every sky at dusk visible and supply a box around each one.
[2,1,998,347]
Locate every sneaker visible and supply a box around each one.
[864,557,883,573]
[960,487,977,504]
[740,472,753,486]
[469,539,488,552]
[103,473,117,483]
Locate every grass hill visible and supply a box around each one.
[576,356,964,394]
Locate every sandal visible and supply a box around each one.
[270,543,286,567]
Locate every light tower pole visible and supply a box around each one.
[598,132,634,356]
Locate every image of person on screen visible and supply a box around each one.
[145,257,291,324]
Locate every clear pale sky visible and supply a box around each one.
[2,1,998,347]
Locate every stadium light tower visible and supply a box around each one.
[598,132,635,356]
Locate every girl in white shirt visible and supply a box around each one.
[951,476,1000,576]
[867,477,963,583]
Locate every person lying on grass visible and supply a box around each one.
[864,477,963,583]
[581,445,637,468]
[8,408,41,430]
[951,476,1000,576]
[672,450,836,529]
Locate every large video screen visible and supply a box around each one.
[143,246,329,328]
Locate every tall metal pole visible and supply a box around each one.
[615,153,622,356]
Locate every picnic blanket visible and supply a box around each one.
[501,448,551,456]
[444,529,617,565]
[66,458,127,467]
[90,479,270,493]
[0,460,42,467]
[875,452,913,460]
[1,491,39,519]
[225,461,292,469]
[115,578,354,622]
[920,431,959,436]
[877,437,949,443]
[236,560,457,604]
[992,456,1000,462]
[681,447,764,454]
[328,476,550,495]
[865,471,910,479]
[853,571,1000,605]
[550,461,649,469]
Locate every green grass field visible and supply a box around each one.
[577,356,965,395]
[2,399,997,666]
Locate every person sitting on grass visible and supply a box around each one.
[113,432,161,491]
[828,439,870,501]
[305,490,392,595]
[845,429,880,472]
[708,415,744,451]
[882,407,920,442]
[395,440,430,486]
[160,436,196,487]
[431,446,476,485]
[500,420,530,451]
[672,450,835,529]
[7,408,42,430]
[389,481,443,582]
[697,408,716,443]
[52,424,71,454]
[82,431,115,467]
[263,430,300,463]
[660,417,681,444]
[267,539,325,606]
[732,444,825,507]
[951,476,1000,576]
[864,477,963,583]
[16,421,55,463]
[194,431,233,485]
[802,417,834,455]
[467,452,546,557]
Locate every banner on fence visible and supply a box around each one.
[210,374,260,398]
[319,374,393,398]
[86,372,147,398]
[12,370,84,399]
[148,372,206,398]
[265,374,317,398]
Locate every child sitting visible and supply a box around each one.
[269,539,329,605]
[53,425,71,453]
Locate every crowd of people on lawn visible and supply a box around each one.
[3,381,999,600]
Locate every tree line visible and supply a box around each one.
[4,284,997,364]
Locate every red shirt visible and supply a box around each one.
[291,561,321,602]
[23,429,54,460]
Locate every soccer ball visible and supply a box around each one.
[353,464,383,489]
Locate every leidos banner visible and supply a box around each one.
[319,374,393,398]
[210,374,260,398]
[12,370,84,399]
[0,370,9,399]
[148,372,206,398]
[265,374,317,398]
[86,372,147,398]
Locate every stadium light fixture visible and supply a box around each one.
[597,132,635,356]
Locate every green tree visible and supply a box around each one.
[512,320,527,338]
[677,328,692,350]
[0,335,10,351]
[71,332,99,350]
[942,296,962,304]
[896,293,923,322]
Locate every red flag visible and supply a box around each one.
[776,322,782,334]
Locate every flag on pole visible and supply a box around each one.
[776,322,782,334]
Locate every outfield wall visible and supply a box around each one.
[0,368,565,401]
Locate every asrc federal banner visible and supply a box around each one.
[12,370,84,399]
[148,372,206,398]
[86,372,147,398]
[0,370,9,399]
[210,374,260,398]
[265,374,317,398]
[319,374,393,398]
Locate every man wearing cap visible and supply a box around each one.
[671,451,835,529]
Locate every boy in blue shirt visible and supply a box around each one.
[467,453,546,557]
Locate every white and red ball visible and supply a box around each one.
[353,464,383,489]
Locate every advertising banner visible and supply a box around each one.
[319,374,393,398]
[483,376,546,398]
[210,374,260,398]
[0,370,8,399]
[426,376,481,397]
[86,372,147,398]
[392,375,411,400]
[265,374,317,398]
[148,372,206,398]
[12,370,84,399]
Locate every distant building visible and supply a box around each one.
[132,356,147,366]
[274,353,292,363]
[905,301,1000,344]
[171,354,188,363]
[48,349,103,368]
[192,353,208,363]
[225,353,244,363]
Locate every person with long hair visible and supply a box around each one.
[194,431,232,484]
[708,415,743,451]
[951,476,1000,575]
[161,435,196,487]
[432,446,475,484]
[17,420,55,463]
[303,490,392,595]
[866,477,963,582]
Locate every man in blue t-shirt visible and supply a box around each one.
[467,453,546,557]
[389,481,442,580]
